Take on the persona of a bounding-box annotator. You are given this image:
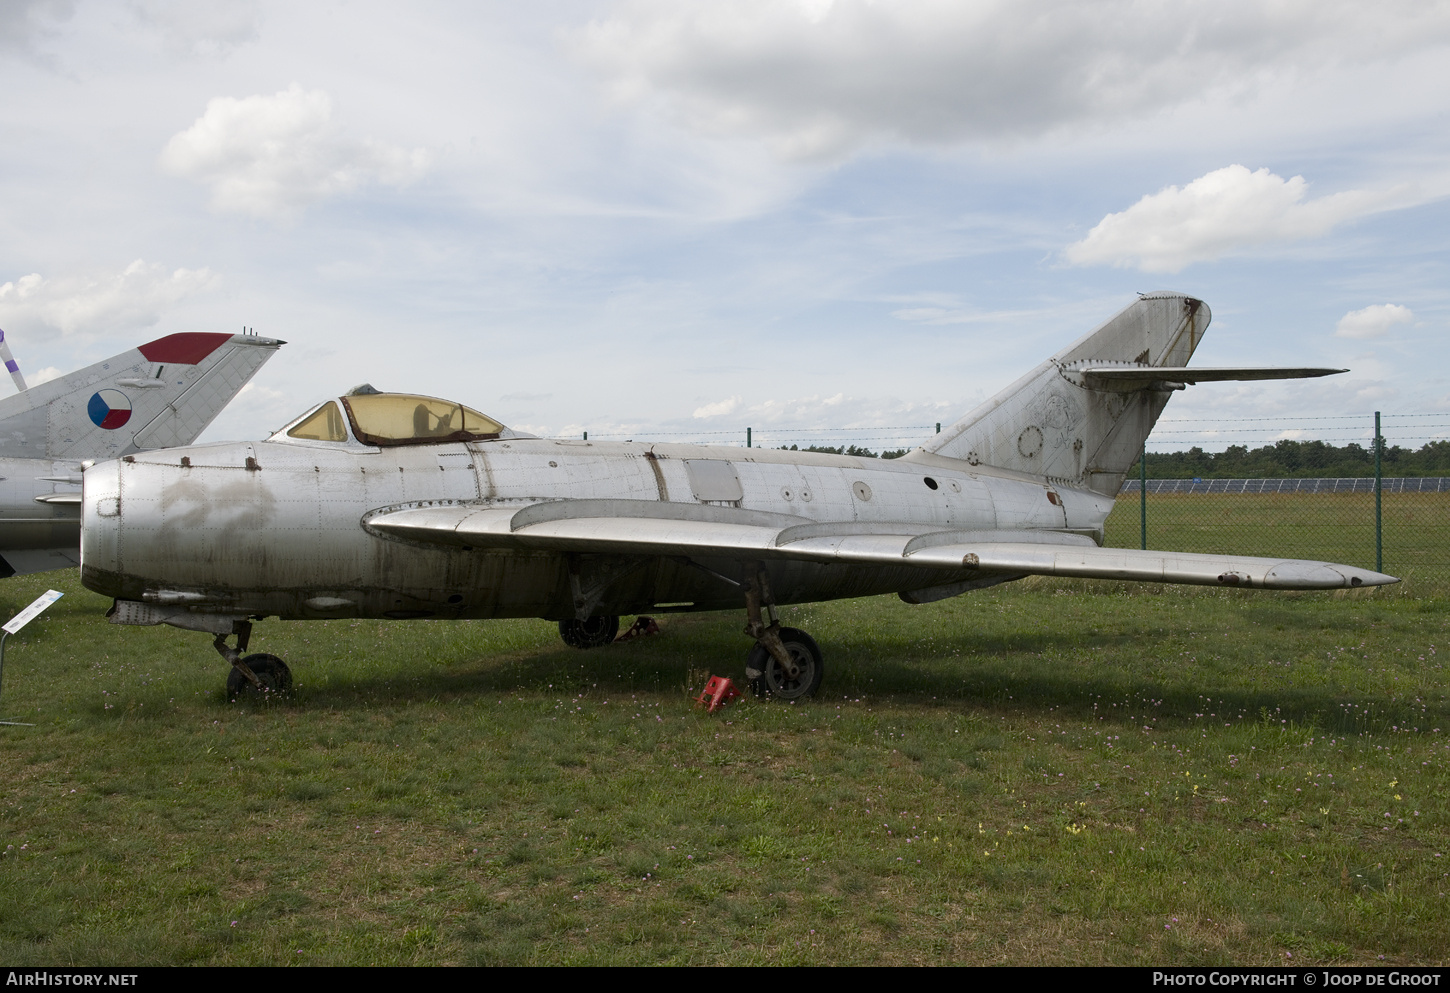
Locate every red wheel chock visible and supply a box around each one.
[615,616,660,642]
[694,675,740,713]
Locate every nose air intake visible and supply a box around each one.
[78,458,126,598]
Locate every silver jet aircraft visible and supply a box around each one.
[0,329,281,576]
[78,294,1395,700]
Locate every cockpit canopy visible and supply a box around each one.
[278,390,522,448]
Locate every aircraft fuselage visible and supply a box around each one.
[79,437,1114,621]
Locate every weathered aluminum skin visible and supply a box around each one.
[79,433,1393,625]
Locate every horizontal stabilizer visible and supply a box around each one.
[1068,364,1346,391]
[366,499,1397,591]
[918,294,1351,497]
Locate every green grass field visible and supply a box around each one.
[1106,492,1450,582]
[0,559,1446,966]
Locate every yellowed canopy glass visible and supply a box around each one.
[286,401,349,442]
[341,393,503,447]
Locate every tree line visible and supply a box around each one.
[779,444,909,459]
[779,438,1450,477]
[1129,439,1450,479]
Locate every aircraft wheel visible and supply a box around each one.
[226,653,294,699]
[558,616,620,649]
[745,627,823,701]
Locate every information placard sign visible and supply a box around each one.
[3,590,63,635]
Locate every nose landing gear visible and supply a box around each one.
[214,620,292,699]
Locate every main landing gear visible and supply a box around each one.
[555,566,824,702]
[557,615,660,648]
[558,615,620,648]
[742,565,822,701]
[214,620,293,700]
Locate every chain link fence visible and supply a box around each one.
[1107,413,1450,584]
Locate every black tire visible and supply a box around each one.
[745,627,823,701]
[558,616,620,649]
[226,653,294,699]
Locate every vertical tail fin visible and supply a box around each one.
[914,293,1208,495]
[0,332,284,460]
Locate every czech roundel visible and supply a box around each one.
[88,390,132,430]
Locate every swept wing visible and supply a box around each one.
[367,498,1394,591]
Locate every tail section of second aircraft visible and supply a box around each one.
[0,329,283,577]
[0,331,284,462]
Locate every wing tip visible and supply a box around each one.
[1262,562,1399,589]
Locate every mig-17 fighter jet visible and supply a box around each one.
[78,293,1394,700]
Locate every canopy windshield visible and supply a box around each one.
[341,393,503,447]
[286,401,349,442]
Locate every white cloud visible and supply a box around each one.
[682,391,960,451]
[519,391,962,447]
[576,1,1450,158]
[159,85,430,219]
[129,0,261,57]
[1335,303,1415,339]
[892,307,990,325]
[689,392,956,429]
[0,260,217,336]
[692,395,742,418]
[1063,165,1419,272]
[891,304,1058,326]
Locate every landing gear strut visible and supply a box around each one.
[742,565,823,701]
[214,620,293,699]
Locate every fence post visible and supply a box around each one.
[1140,442,1147,551]
[746,427,752,449]
[1375,410,1382,573]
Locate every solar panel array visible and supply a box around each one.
[1119,477,1450,495]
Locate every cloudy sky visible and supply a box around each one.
[2,0,1448,453]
